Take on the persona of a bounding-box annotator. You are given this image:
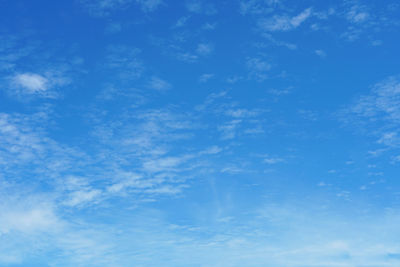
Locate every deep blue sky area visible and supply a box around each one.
[1,0,400,266]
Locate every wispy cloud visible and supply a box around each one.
[148,76,172,91]
[186,0,217,15]
[258,8,313,32]
[79,0,132,17]
[315,49,327,58]
[196,43,213,56]
[239,0,282,15]
[199,73,214,83]
[264,157,284,164]
[342,76,400,149]
[7,71,69,99]
[246,57,271,81]
[136,0,163,12]
[12,73,48,93]
[346,4,370,24]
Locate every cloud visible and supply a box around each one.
[186,0,217,15]
[378,132,400,147]
[177,52,199,62]
[346,5,369,24]
[315,49,327,58]
[174,16,191,28]
[79,0,132,17]
[261,33,298,50]
[264,157,284,164]
[200,146,222,155]
[225,108,258,118]
[196,43,213,56]
[61,176,103,207]
[136,0,163,12]
[268,87,291,96]
[12,73,48,93]
[7,70,70,99]
[143,156,188,173]
[218,119,242,139]
[246,57,271,81]
[199,73,214,83]
[258,8,312,32]
[0,205,60,234]
[202,22,216,30]
[148,76,172,91]
[351,76,400,122]
[342,76,400,149]
[106,45,144,79]
[239,0,281,15]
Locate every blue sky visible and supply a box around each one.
[1,0,400,266]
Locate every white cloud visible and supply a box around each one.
[378,132,400,147]
[199,73,214,83]
[264,157,284,164]
[342,76,400,150]
[225,108,258,118]
[12,73,48,93]
[143,155,189,173]
[346,5,369,24]
[136,0,163,12]
[371,40,383,46]
[174,16,190,28]
[202,22,216,30]
[350,76,400,121]
[106,45,144,79]
[145,185,185,195]
[186,0,217,15]
[392,155,400,164]
[246,57,271,81]
[80,0,132,17]
[259,8,312,32]
[63,189,102,207]
[177,52,198,62]
[315,49,327,58]
[148,76,171,91]
[268,87,291,96]
[196,43,213,56]
[261,33,298,50]
[0,205,60,234]
[8,70,70,99]
[239,0,281,15]
[200,146,222,155]
[218,119,242,140]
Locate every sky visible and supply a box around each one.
[0,0,400,266]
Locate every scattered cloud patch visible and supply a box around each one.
[174,16,191,28]
[239,0,281,15]
[186,0,217,15]
[106,45,144,79]
[264,157,284,164]
[79,0,132,17]
[8,71,68,99]
[196,43,213,56]
[136,0,163,12]
[199,73,214,83]
[12,73,48,93]
[218,119,242,139]
[346,5,370,24]
[343,76,400,149]
[315,49,327,58]
[246,57,271,81]
[258,8,312,32]
[148,76,171,91]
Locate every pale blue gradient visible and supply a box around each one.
[1,0,400,266]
